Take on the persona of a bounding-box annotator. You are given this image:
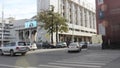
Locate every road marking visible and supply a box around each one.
[0,64,23,68]
[56,61,106,65]
[0,64,38,68]
[24,67,38,68]
[39,64,73,68]
[49,63,102,68]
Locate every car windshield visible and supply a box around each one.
[57,42,62,44]
[26,42,30,46]
[80,42,85,44]
[69,43,78,46]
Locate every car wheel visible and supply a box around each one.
[22,52,26,56]
[78,48,81,52]
[68,51,71,53]
[0,50,3,56]
[27,48,30,51]
[10,50,14,56]
[80,48,82,51]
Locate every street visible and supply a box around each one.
[0,46,120,68]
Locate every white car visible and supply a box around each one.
[68,42,82,52]
[26,42,37,51]
[0,41,28,56]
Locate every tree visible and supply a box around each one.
[36,6,68,44]
[54,13,68,43]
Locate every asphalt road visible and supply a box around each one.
[0,46,120,68]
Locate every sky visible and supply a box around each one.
[0,0,37,20]
[0,0,95,20]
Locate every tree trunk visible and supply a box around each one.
[56,24,58,44]
[56,32,58,44]
[51,26,53,44]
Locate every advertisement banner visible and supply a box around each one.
[25,20,37,28]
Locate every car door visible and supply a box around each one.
[3,43,10,54]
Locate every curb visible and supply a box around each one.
[27,48,67,54]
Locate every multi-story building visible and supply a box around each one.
[11,19,37,43]
[0,18,14,45]
[96,0,120,49]
[37,0,97,43]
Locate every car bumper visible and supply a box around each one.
[68,48,80,51]
[15,50,28,53]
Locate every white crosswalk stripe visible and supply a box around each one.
[0,64,38,68]
[49,62,102,68]
[39,64,73,68]
[38,60,108,68]
[56,61,106,65]
[0,64,23,68]
[25,67,38,68]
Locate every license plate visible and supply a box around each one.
[70,46,75,48]
[20,47,26,50]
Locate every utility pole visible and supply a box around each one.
[1,0,4,46]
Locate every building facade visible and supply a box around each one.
[37,0,97,43]
[96,0,120,49]
[11,19,38,43]
[0,18,13,45]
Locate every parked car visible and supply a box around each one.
[36,42,43,49]
[68,42,82,52]
[0,41,28,56]
[26,42,37,51]
[79,42,88,49]
[42,42,55,49]
[56,42,67,48]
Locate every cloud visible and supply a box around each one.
[0,0,37,19]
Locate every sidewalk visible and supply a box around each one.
[27,48,67,54]
[88,44,102,50]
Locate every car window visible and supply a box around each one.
[18,42,26,46]
[69,43,78,46]
[10,42,16,46]
[80,42,85,44]
[26,42,30,46]
[4,43,11,47]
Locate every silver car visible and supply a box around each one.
[68,42,82,52]
[0,41,28,56]
[26,42,37,51]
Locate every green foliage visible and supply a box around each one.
[37,10,68,34]
[36,8,69,43]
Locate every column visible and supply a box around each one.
[82,8,85,27]
[77,6,80,25]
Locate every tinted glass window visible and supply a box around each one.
[26,42,30,46]
[10,42,16,46]
[4,43,10,47]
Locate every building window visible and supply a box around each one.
[98,0,104,5]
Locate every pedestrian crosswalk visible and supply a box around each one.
[38,60,108,68]
[39,64,72,68]
[0,53,117,68]
[0,58,113,68]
